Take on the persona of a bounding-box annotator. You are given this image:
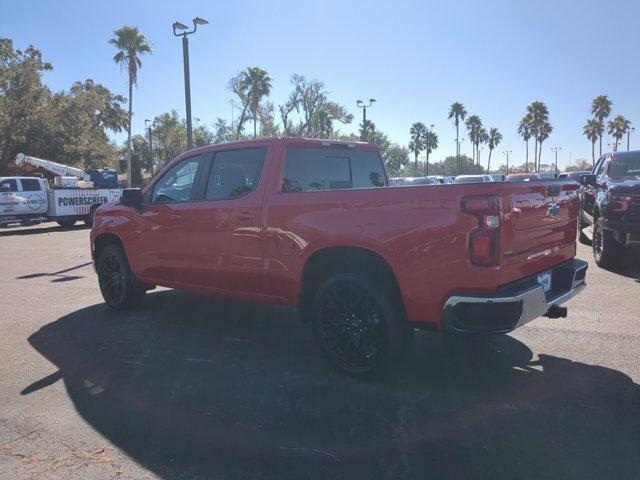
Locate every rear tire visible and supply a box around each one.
[311,273,410,376]
[56,218,76,228]
[593,217,623,268]
[96,244,145,310]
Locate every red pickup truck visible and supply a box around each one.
[90,138,587,375]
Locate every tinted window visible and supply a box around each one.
[20,178,41,191]
[0,179,18,192]
[282,148,386,193]
[608,155,640,179]
[205,148,265,200]
[151,156,202,203]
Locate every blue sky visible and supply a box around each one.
[2,0,639,168]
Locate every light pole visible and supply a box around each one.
[551,147,562,176]
[627,127,635,151]
[173,16,209,151]
[459,138,466,175]
[145,119,154,177]
[356,98,375,142]
[503,150,512,175]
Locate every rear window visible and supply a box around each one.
[281,148,386,193]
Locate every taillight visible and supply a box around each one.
[462,195,501,266]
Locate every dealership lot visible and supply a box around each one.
[1,224,639,480]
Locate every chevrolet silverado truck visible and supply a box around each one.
[90,138,587,375]
[578,150,640,267]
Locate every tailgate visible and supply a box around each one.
[499,181,579,285]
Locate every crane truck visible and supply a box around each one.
[0,154,122,228]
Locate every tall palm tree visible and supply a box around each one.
[486,127,502,172]
[591,95,612,156]
[526,101,550,172]
[109,26,152,187]
[583,118,602,165]
[537,122,553,170]
[477,127,489,165]
[448,102,467,173]
[409,122,427,173]
[424,130,438,176]
[607,114,631,151]
[517,114,533,172]
[465,115,482,164]
[238,67,272,138]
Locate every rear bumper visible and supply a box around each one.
[442,259,588,333]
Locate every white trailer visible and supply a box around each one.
[0,176,121,228]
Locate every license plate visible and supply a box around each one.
[537,272,552,292]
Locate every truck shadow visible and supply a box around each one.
[0,223,89,237]
[16,261,92,282]
[25,290,640,480]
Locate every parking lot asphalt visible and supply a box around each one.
[1,223,639,480]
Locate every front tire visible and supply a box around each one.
[311,273,410,376]
[56,218,76,228]
[96,244,145,309]
[593,217,623,268]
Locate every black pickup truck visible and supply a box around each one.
[578,151,640,267]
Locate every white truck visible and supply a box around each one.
[0,154,122,228]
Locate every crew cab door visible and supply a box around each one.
[131,154,206,284]
[187,146,267,294]
[582,156,606,223]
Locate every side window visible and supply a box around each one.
[20,178,41,191]
[151,156,202,203]
[0,179,18,192]
[596,159,608,180]
[593,156,606,175]
[281,148,386,193]
[204,148,265,201]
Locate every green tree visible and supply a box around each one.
[526,101,550,171]
[486,127,502,172]
[109,26,152,186]
[591,94,612,156]
[234,67,272,138]
[424,130,438,175]
[464,115,482,163]
[583,118,602,165]
[537,121,553,168]
[409,122,427,173]
[383,144,409,176]
[517,114,533,172]
[447,102,466,173]
[607,114,631,151]
[431,155,482,176]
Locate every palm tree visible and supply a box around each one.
[607,114,631,151]
[465,115,482,164]
[409,122,427,173]
[591,95,612,156]
[424,130,438,175]
[448,102,467,173]
[238,67,272,138]
[517,115,533,172]
[477,127,489,165]
[526,101,550,171]
[583,118,602,165]
[537,122,553,170]
[486,128,502,172]
[109,26,152,187]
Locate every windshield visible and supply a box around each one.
[608,156,640,179]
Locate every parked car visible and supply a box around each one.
[403,176,440,185]
[578,151,640,267]
[488,174,504,182]
[561,171,591,182]
[388,177,405,186]
[91,138,587,375]
[454,174,492,183]
[505,173,540,182]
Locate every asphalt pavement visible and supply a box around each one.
[1,222,639,480]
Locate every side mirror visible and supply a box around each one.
[121,188,143,207]
[0,185,10,193]
[579,174,597,187]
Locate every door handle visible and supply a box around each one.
[170,214,186,221]
[236,211,256,221]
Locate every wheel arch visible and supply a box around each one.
[299,245,405,322]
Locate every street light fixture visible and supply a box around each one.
[503,150,512,175]
[550,147,562,176]
[356,98,376,142]
[173,16,209,150]
[628,126,635,151]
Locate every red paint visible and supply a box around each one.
[91,138,580,329]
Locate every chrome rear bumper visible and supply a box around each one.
[442,259,588,333]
